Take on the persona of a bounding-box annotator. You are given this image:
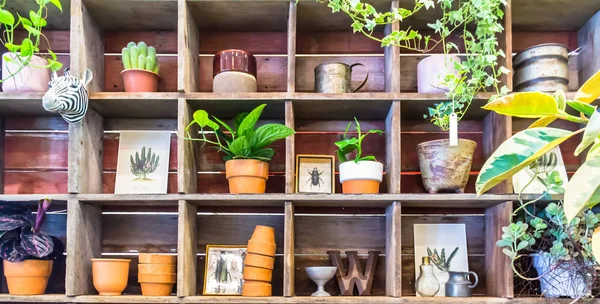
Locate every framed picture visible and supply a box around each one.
[512,146,568,194]
[295,154,335,193]
[115,131,171,194]
[203,245,247,295]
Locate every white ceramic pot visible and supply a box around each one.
[417,54,461,93]
[2,53,51,92]
[339,161,383,183]
[532,254,592,298]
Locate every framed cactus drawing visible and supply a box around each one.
[115,131,171,194]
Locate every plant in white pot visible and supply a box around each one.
[335,118,384,194]
[0,0,63,92]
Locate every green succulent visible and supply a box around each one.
[122,41,159,74]
[130,146,159,180]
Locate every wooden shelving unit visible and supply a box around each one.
[1,0,599,303]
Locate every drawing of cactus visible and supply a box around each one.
[130,146,159,180]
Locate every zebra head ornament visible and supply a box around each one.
[42,68,93,124]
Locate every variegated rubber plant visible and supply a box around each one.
[476,69,600,263]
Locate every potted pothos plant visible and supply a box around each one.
[183,104,295,194]
[0,199,63,295]
[0,0,63,92]
[477,69,600,296]
[317,0,508,193]
[335,118,384,194]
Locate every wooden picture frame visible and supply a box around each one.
[203,245,247,296]
[295,154,335,193]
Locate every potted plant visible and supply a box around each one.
[335,118,384,194]
[0,199,63,295]
[316,0,508,193]
[182,104,294,194]
[0,0,63,92]
[121,41,160,92]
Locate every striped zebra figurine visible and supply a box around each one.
[42,68,93,124]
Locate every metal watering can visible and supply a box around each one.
[445,271,478,297]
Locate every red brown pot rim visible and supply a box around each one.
[120,69,161,79]
[213,49,257,78]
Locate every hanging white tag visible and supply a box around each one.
[449,113,458,146]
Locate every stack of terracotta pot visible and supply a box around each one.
[242,225,276,297]
[138,254,176,296]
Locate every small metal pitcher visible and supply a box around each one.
[445,271,478,297]
[314,62,369,93]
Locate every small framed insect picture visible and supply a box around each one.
[295,154,335,194]
[203,245,247,296]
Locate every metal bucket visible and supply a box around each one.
[513,43,569,92]
[314,62,368,93]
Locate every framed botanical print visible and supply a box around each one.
[295,154,335,194]
[203,245,247,295]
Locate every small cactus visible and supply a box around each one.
[130,146,160,180]
[427,247,459,272]
[121,41,159,75]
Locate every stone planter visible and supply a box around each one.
[417,139,477,193]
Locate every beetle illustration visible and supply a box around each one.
[307,167,325,189]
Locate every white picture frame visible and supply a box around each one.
[115,131,171,194]
[512,146,568,194]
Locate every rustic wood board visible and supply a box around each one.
[188,0,289,32]
[82,0,178,31]
[511,0,600,31]
[102,213,179,253]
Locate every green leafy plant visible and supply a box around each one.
[314,0,508,130]
[182,104,295,162]
[335,118,383,163]
[427,247,458,272]
[0,0,63,80]
[122,41,159,74]
[130,146,159,180]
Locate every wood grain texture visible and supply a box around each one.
[485,202,514,298]
[178,0,200,92]
[500,0,513,90]
[70,0,104,92]
[385,202,401,297]
[102,213,178,253]
[384,1,400,93]
[178,200,198,297]
[66,199,102,296]
[483,112,512,194]
[577,10,600,85]
[285,101,295,193]
[512,31,578,53]
[511,0,600,31]
[68,109,104,194]
[284,202,295,297]
[80,0,177,31]
[178,98,198,193]
[385,102,401,193]
[288,2,297,93]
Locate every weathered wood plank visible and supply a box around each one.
[284,202,295,297]
[385,202,401,297]
[578,10,600,86]
[102,213,178,253]
[485,202,514,298]
[483,112,512,194]
[178,98,197,193]
[288,2,297,93]
[66,199,102,296]
[178,0,200,92]
[68,109,104,194]
[70,0,104,92]
[285,101,295,193]
[500,0,513,90]
[385,102,401,193]
[178,200,198,297]
[384,1,400,93]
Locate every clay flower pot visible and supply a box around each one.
[246,225,276,257]
[138,253,176,265]
[138,264,176,274]
[339,161,384,194]
[92,258,131,296]
[3,260,53,295]
[242,281,272,297]
[244,253,275,269]
[2,53,51,92]
[138,273,176,296]
[225,159,269,194]
[121,69,160,92]
[417,139,477,194]
[250,225,275,243]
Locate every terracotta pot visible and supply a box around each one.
[242,281,272,297]
[225,159,269,194]
[339,161,384,194]
[92,258,131,296]
[3,260,53,295]
[120,69,160,92]
[417,139,477,194]
[247,239,276,257]
[244,253,275,269]
[243,266,273,282]
[138,273,176,284]
[138,253,176,265]
[138,264,176,274]
[2,53,51,92]
[140,283,174,296]
[250,225,275,243]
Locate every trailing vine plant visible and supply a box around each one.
[315,0,509,130]
[0,0,63,81]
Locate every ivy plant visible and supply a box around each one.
[335,118,383,163]
[0,0,63,81]
[182,104,295,162]
[315,0,509,130]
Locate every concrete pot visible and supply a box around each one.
[339,161,383,194]
[2,53,50,92]
[417,139,477,194]
[3,260,53,295]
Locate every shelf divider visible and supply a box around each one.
[385,101,401,193]
[70,0,104,92]
[285,101,295,194]
[384,0,401,93]
[385,201,401,297]
[177,0,200,92]
[287,1,297,93]
[284,201,295,297]
[178,98,198,194]
[177,200,198,297]
[68,109,103,194]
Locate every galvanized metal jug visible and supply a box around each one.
[314,62,369,93]
[445,271,478,297]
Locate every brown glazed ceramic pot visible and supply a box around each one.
[3,260,53,295]
[213,49,257,93]
[417,139,477,194]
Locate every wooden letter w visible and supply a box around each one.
[327,250,380,296]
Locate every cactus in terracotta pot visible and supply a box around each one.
[121,41,160,92]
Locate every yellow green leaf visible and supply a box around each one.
[564,157,600,221]
[587,140,600,162]
[482,92,558,118]
[593,228,600,265]
[574,69,600,104]
[476,127,583,195]
[576,110,600,156]
[528,117,557,129]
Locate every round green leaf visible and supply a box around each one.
[0,9,15,26]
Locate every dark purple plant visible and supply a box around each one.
[0,199,55,262]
